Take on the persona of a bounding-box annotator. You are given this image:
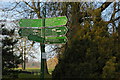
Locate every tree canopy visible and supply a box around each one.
[52,2,120,79]
[1,25,23,75]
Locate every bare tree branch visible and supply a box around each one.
[2,2,20,11]
[23,1,35,10]
[27,41,35,52]
[32,0,37,9]
[98,2,112,12]
[10,9,34,18]
[107,16,120,23]
[37,2,41,18]
[109,2,120,21]
[37,2,40,10]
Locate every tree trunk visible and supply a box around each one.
[23,52,26,70]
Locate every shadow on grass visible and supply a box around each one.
[2,70,52,80]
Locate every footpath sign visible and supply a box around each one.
[28,35,67,44]
[19,16,67,27]
[19,16,68,44]
[19,26,68,37]
[18,16,68,80]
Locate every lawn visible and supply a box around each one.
[2,68,53,80]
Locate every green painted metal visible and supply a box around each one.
[18,28,33,36]
[41,26,68,36]
[45,36,67,39]
[45,39,67,44]
[28,35,44,43]
[27,35,67,44]
[19,26,68,37]
[18,28,41,37]
[45,36,67,44]
[19,19,42,27]
[19,16,67,27]
[45,16,67,27]
[19,16,68,44]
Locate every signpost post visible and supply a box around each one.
[18,6,68,80]
[41,4,46,80]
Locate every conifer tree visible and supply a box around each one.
[1,25,22,74]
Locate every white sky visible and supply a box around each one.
[0,0,117,2]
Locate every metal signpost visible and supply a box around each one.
[27,35,67,44]
[18,7,68,80]
[18,26,68,37]
[19,16,67,28]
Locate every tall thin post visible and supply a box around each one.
[40,2,46,80]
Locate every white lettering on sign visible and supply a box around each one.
[52,29,56,31]
[33,30,38,32]
[56,30,61,32]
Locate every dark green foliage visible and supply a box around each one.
[1,27,23,75]
[53,22,120,79]
[52,2,120,79]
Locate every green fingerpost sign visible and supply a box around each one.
[18,28,34,36]
[19,16,67,27]
[39,26,68,36]
[19,4,68,80]
[28,34,67,44]
[28,35,44,43]
[18,16,68,44]
[45,36,67,44]
[18,26,68,37]
[19,12,68,80]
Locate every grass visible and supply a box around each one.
[22,68,53,75]
[15,68,54,74]
[18,73,40,78]
[2,68,53,80]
